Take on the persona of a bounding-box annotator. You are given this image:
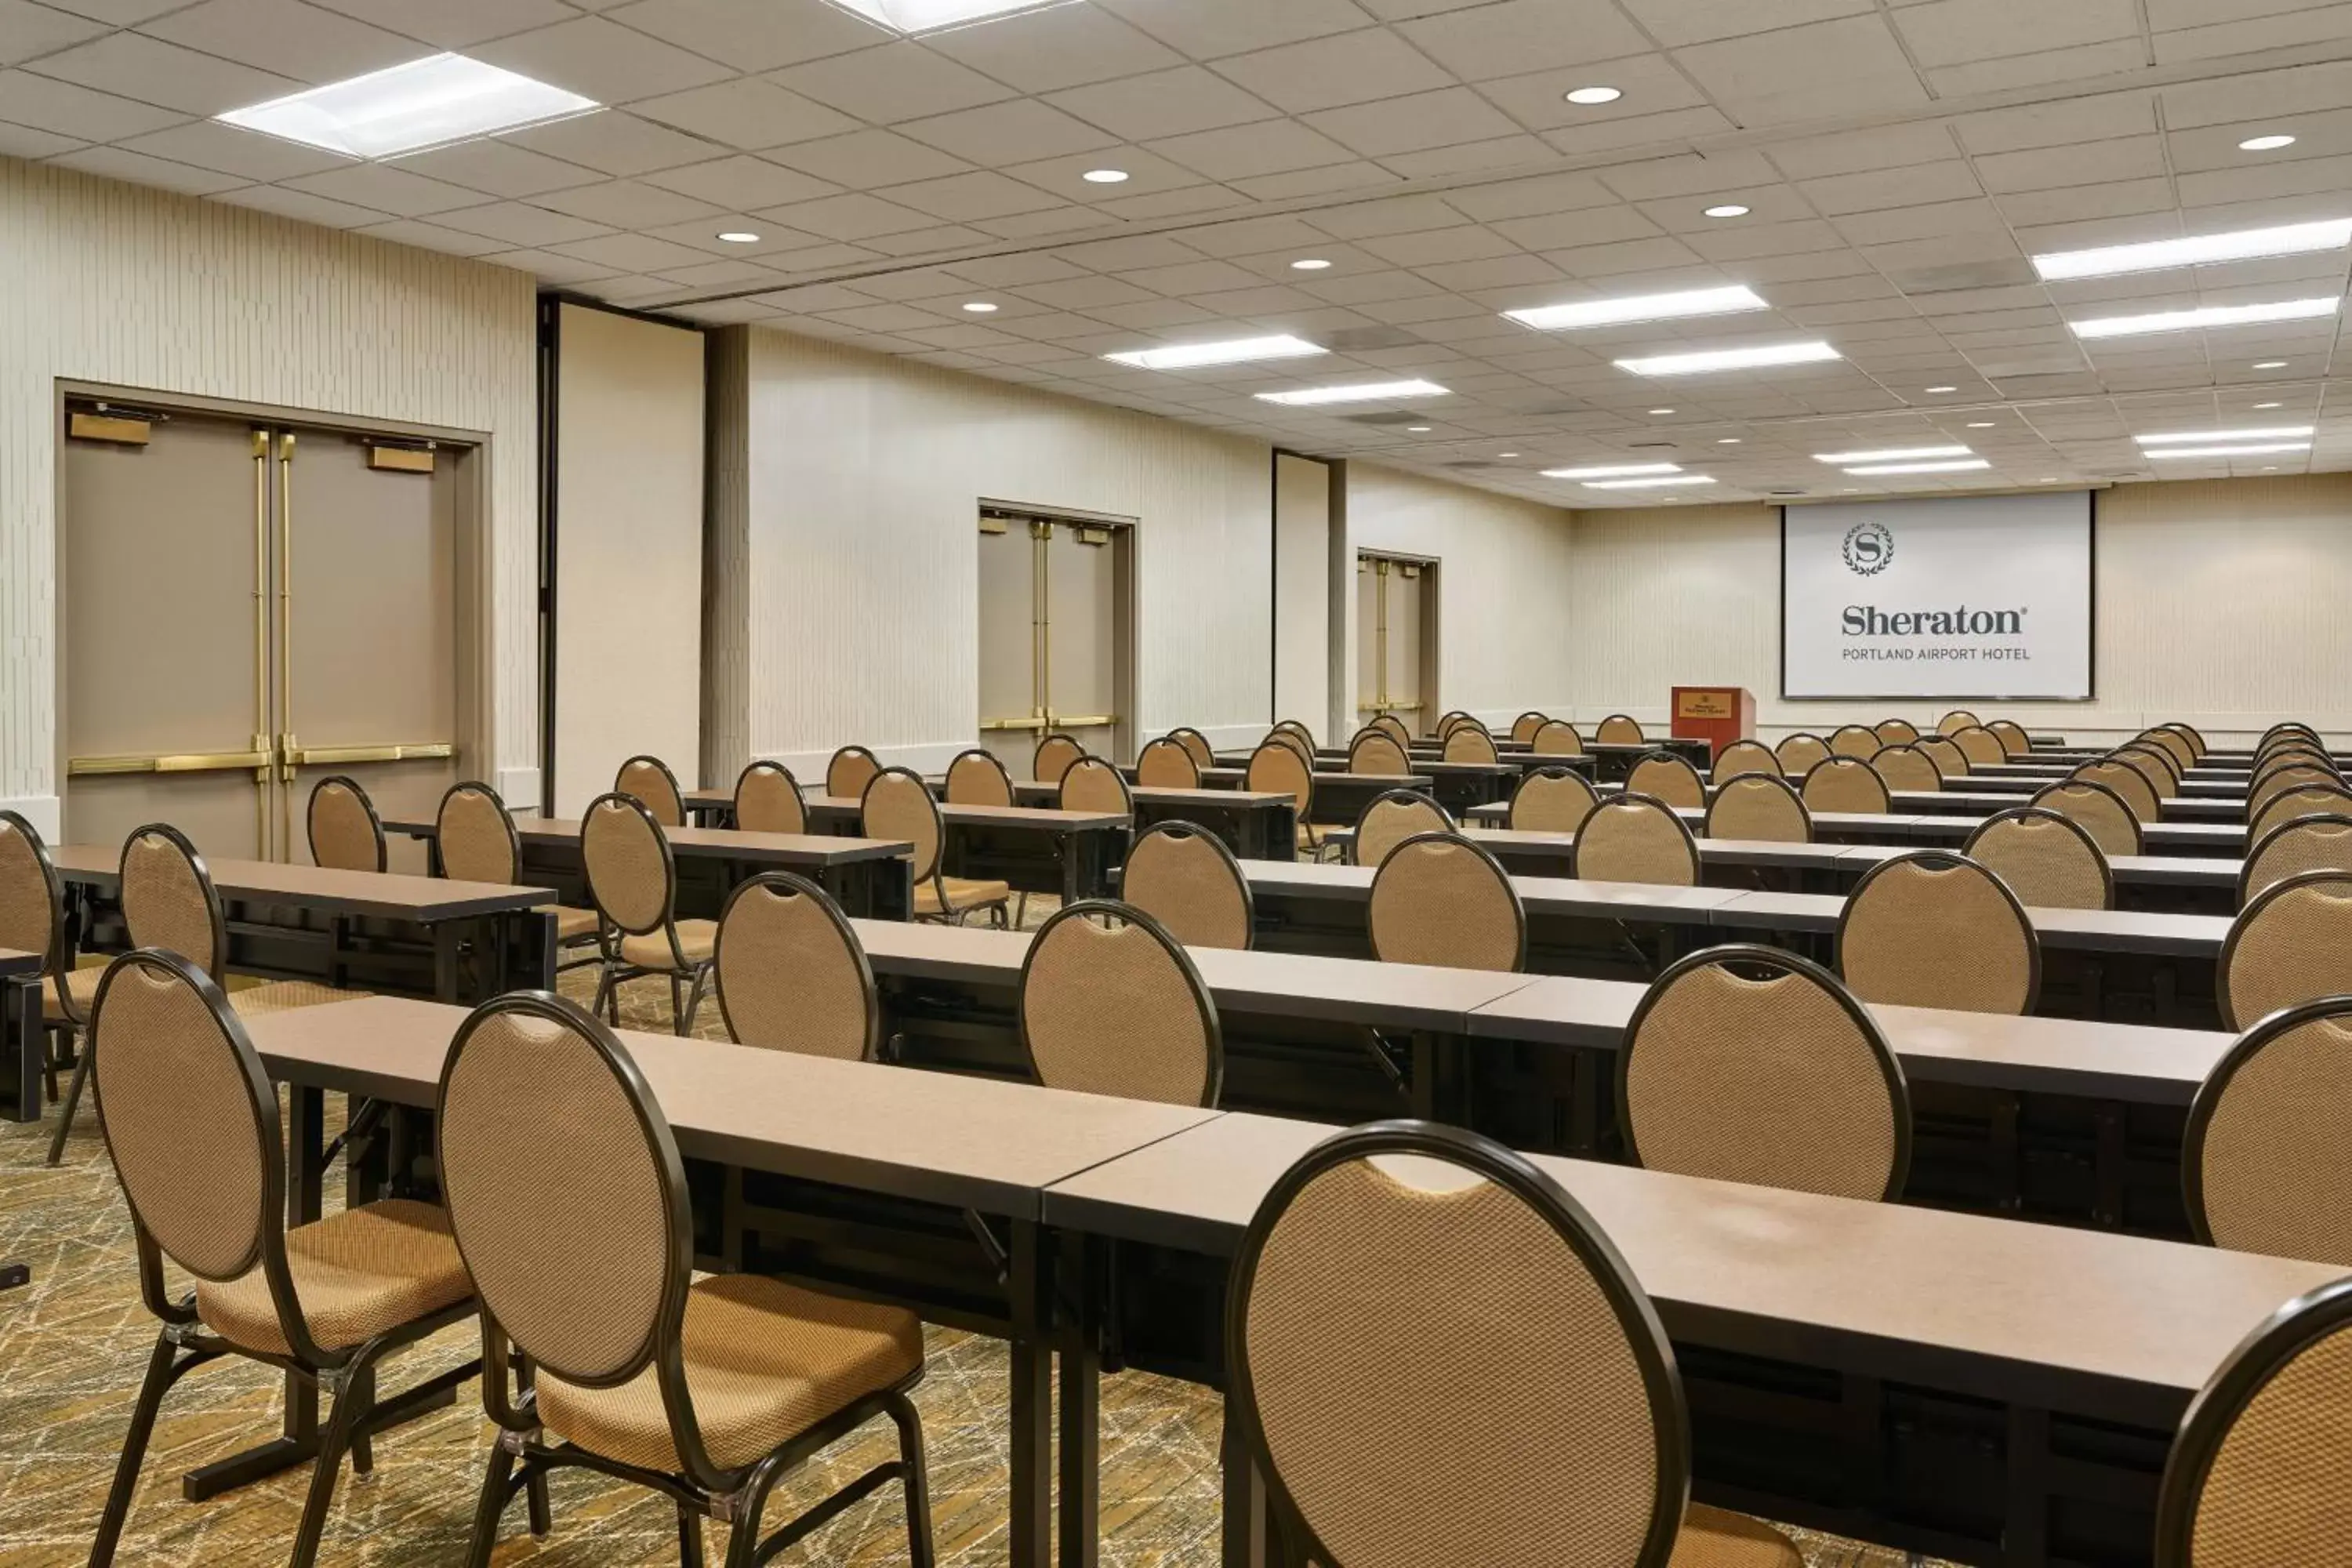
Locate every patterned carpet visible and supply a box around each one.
[0,949,1937,1566]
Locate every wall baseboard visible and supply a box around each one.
[0,795,61,841]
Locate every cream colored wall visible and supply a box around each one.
[1568,476,2352,745]
[1272,453,1333,736]
[713,326,1276,781]
[0,157,539,836]
[1344,462,1576,735]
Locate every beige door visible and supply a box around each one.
[976,511,1131,775]
[1356,554,1432,735]
[64,407,463,866]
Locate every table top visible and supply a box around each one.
[800,795,1131,832]
[1236,858,1751,921]
[1710,887,2230,957]
[1008,782,1295,809]
[1462,800,2251,854]
[1176,766,1435,792]
[1040,1112,2342,1425]
[385,813,916,867]
[0,947,40,978]
[240,994,1218,1218]
[50,844,559,922]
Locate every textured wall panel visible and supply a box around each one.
[0,155,538,810]
[739,328,1273,762]
[1569,477,2352,742]
[703,326,750,786]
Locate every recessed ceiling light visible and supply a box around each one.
[1703,204,1751,219]
[2240,133,2297,151]
[823,0,1070,34]
[2136,425,2314,445]
[2030,218,2352,281]
[2069,297,2340,339]
[1497,452,1519,458]
[717,230,760,243]
[216,53,599,158]
[1650,408,1675,416]
[1290,258,1332,270]
[2256,360,2290,369]
[1617,341,1841,376]
[1081,168,1130,183]
[2255,401,2283,408]
[1104,335,1324,370]
[1505,284,1767,332]
[1966,421,1997,428]
[1813,445,1973,464]
[1406,425,1432,432]
[1543,463,1682,479]
[1716,437,1741,444]
[1925,385,1958,394]
[962,301,998,313]
[1583,474,1719,490]
[1254,379,1449,407]
[1565,85,1622,104]
[1842,459,1993,475]
[2146,442,2311,459]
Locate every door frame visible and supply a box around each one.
[1353,546,1442,739]
[52,379,495,832]
[975,496,1140,764]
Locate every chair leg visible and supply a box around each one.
[346,1364,376,1476]
[46,1042,93,1167]
[679,967,710,1036]
[288,1363,371,1568]
[676,1502,704,1566]
[1014,892,1029,928]
[591,964,618,1025]
[669,972,685,1033]
[514,1359,552,1538]
[891,1392,937,1568]
[89,1332,177,1568]
[462,1444,516,1568]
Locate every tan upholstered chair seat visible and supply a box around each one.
[543,904,603,942]
[1674,1504,1803,1566]
[43,964,101,1022]
[196,1198,470,1356]
[619,918,717,970]
[229,979,362,1017]
[915,877,1011,916]
[536,1274,921,1473]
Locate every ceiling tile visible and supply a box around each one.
[1093,0,1376,58]
[1212,27,1454,114]
[631,76,859,149]
[389,138,606,198]
[881,168,1070,221]
[1472,54,1711,132]
[1950,92,2156,154]
[24,31,303,114]
[0,119,83,156]
[897,98,1122,162]
[1891,0,2140,66]
[0,67,185,138]
[0,0,107,66]
[921,4,1186,93]
[118,118,353,180]
[767,40,1016,122]
[751,190,943,240]
[1927,40,2149,97]
[529,177,725,227]
[278,162,485,216]
[475,246,626,284]
[48,143,247,194]
[765,127,973,185]
[1146,118,1356,180]
[638,152,840,208]
[215,180,385,226]
[137,0,430,86]
[1617,0,1875,46]
[1044,64,1279,140]
[600,0,890,71]
[502,111,723,175]
[1304,85,1523,158]
[307,0,576,49]
[427,198,619,246]
[1002,143,1209,199]
[470,16,735,104]
[350,216,510,256]
[549,230,724,270]
[34,0,187,23]
[1398,0,1653,80]
[1671,14,1930,126]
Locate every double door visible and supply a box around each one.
[977,510,1131,775]
[63,405,463,868]
[1357,552,1433,735]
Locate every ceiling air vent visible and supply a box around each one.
[1444,460,1504,470]
[1321,325,1421,351]
[1342,411,1430,426]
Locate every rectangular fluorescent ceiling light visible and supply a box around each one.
[2146,442,2311,459]
[1812,445,1971,465]
[1254,379,1447,407]
[2032,219,2352,281]
[216,53,598,159]
[1583,474,1718,490]
[1505,285,1768,332]
[1617,342,1841,376]
[1542,463,1682,479]
[1105,336,1323,370]
[1842,459,1992,475]
[2069,298,2340,339]
[824,0,1070,31]
[2136,425,2314,445]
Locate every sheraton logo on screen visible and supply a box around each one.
[1841,605,2027,637]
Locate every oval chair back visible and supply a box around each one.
[1621,946,1910,1201]
[1595,714,1644,745]
[1033,734,1086,786]
[1951,727,2008,771]
[1443,726,1498,764]
[1352,790,1454,868]
[2251,785,2352,845]
[1170,727,1216,771]
[1625,753,1704,811]
[1837,851,2039,1014]
[1019,901,1220,1106]
[1134,737,1201,789]
[1917,736,1969,779]
[2073,758,2160,823]
[2031,779,2143,857]
[1245,740,1315,820]
[2141,728,2196,772]
[1711,740,1778,782]
[307,775,386,872]
[1802,757,1892,816]
[1122,822,1254,951]
[1937,710,1982,736]
[1508,767,1598,834]
[1775,733,1831,775]
[1964,807,2113,911]
[1874,718,1918,746]
[1829,724,1879,759]
[1530,720,1584,757]
[2220,869,2352,1029]
[2184,997,2352,1266]
[826,746,881,801]
[0,808,68,995]
[1367,832,1525,972]
[860,768,944,884]
[437,782,521,884]
[1510,712,1549,743]
[1059,755,1133,816]
[2117,743,2180,800]
[1705,775,1810,843]
[580,793,681,940]
[2252,763,2347,818]
[1347,730,1412,776]
[731,760,806,835]
[714,873,877,1060]
[1570,793,1700,887]
[614,756,685,829]
[944,748,1015,807]
[1370,713,1411,749]
[1869,745,1940,793]
[121,822,227,978]
[2241,815,2352,908]
[1987,720,2032,758]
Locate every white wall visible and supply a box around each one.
[710,326,1276,782]
[1272,453,1332,736]
[1567,476,2352,745]
[1345,463,1577,735]
[0,157,539,835]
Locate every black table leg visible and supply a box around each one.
[5,976,39,1125]
[1220,1402,1269,1568]
[1058,1233,1100,1568]
[1008,1219,1053,1568]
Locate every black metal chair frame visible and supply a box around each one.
[581,793,711,1034]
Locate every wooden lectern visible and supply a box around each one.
[1671,686,1755,762]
